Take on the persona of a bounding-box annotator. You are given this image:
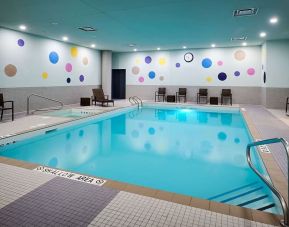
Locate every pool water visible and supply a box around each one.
[0,106,281,214]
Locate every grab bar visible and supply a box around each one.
[27,94,64,115]
[246,138,289,227]
[129,96,143,109]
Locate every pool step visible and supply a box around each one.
[208,182,277,213]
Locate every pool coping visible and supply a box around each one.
[0,103,285,226]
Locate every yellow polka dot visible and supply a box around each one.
[158,57,166,65]
[42,72,48,79]
[206,76,213,83]
[71,47,78,58]
[135,58,141,64]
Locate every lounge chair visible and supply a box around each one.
[92,88,114,107]
[155,88,166,102]
[221,89,232,105]
[285,97,289,116]
[197,89,208,104]
[176,88,187,103]
[0,93,14,121]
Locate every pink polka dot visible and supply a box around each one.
[138,76,144,83]
[65,63,72,72]
[247,68,255,76]
[217,61,223,66]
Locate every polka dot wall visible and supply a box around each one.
[124,47,260,86]
[0,28,101,88]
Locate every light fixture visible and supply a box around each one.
[242,42,247,46]
[128,44,136,47]
[157,47,160,50]
[62,36,68,41]
[269,17,278,24]
[211,44,216,48]
[182,46,187,49]
[91,44,96,48]
[259,32,266,38]
[19,25,26,30]
[133,48,137,52]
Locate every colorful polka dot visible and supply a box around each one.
[234,71,240,77]
[135,58,141,64]
[148,71,156,79]
[66,78,71,83]
[159,76,164,81]
[82,57,88,65]
[79,75,85,82]
[234,50,246,61]
[49,51,59,64]
[145,56,152,64]
[234,138,240,144]
[138,76,144,83]
[158,57,166,65]
[4,64,17,77]
[206,76,213,83]
[218,72,227,81]
[132,66,140,75]
[202,58,212,68]
[17,39,24,47]
[247,68,255,76]
[144,143,152,150]
[176,63,180,68]
[217,61,223,66]
[71,47,78,57]
[218,132,227,141]
[65,63,72,72]
[42,72,48,79]
[148,127,155,135]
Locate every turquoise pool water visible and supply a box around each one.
[0,106,281,214]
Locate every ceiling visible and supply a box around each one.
[0,0,289,52]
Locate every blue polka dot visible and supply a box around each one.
[17,39,24,47]
[218,72,227,81]
[66,78,71,83]
[144,143,151,150]
[148,127,155,135]
[49,51,59,64]
[79,130,84,137]
[148,71,156,79]
[202,58,212,68]
[48,157,58,167]
[234,138,240,144]
[176,63,180,68]
[66,133,71,140]
[218,132,227,141]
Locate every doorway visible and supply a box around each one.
[112,69,126,99]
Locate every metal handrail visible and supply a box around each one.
[27,94,64,115]
[129,96,143,109]
[246,138,289,227]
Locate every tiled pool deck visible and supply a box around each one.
[0,101,288,226]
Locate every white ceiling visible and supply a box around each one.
[0,0,289,52]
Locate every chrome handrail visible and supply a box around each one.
[246,138,289,227]
[27,94,64,115]
[129,96,143,109]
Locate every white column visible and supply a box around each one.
[101,50,112,98]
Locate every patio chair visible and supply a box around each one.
[221,89,232,105]
[0,93,14,121]
[92,88,114,107]
[197,89,208,104]
[176,88,187,103]
[155,88,166,102]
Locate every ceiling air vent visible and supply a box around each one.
[231,37,247,41]
[233,8,258,17]
[78,26,96,32]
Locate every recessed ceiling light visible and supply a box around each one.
[233,8,258,17]
[133,48,137,52]
[242,42,247,46]
[182,46,187,49]
[62,36,68,41]
[157,47,160,50]
[91,44,96,48]
[211,44,216,48]
[231,36,247,41]
[19,25,26,30]
[269,17,278,24]
[259,32,266,38]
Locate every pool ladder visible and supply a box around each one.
[27,93,64,115]
[246,138,289,227]
[129,96,143,109]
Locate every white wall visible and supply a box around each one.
[113,46,262,87]
[0,28,101,88]
[265,39,289,88]
[101,51,112,97]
